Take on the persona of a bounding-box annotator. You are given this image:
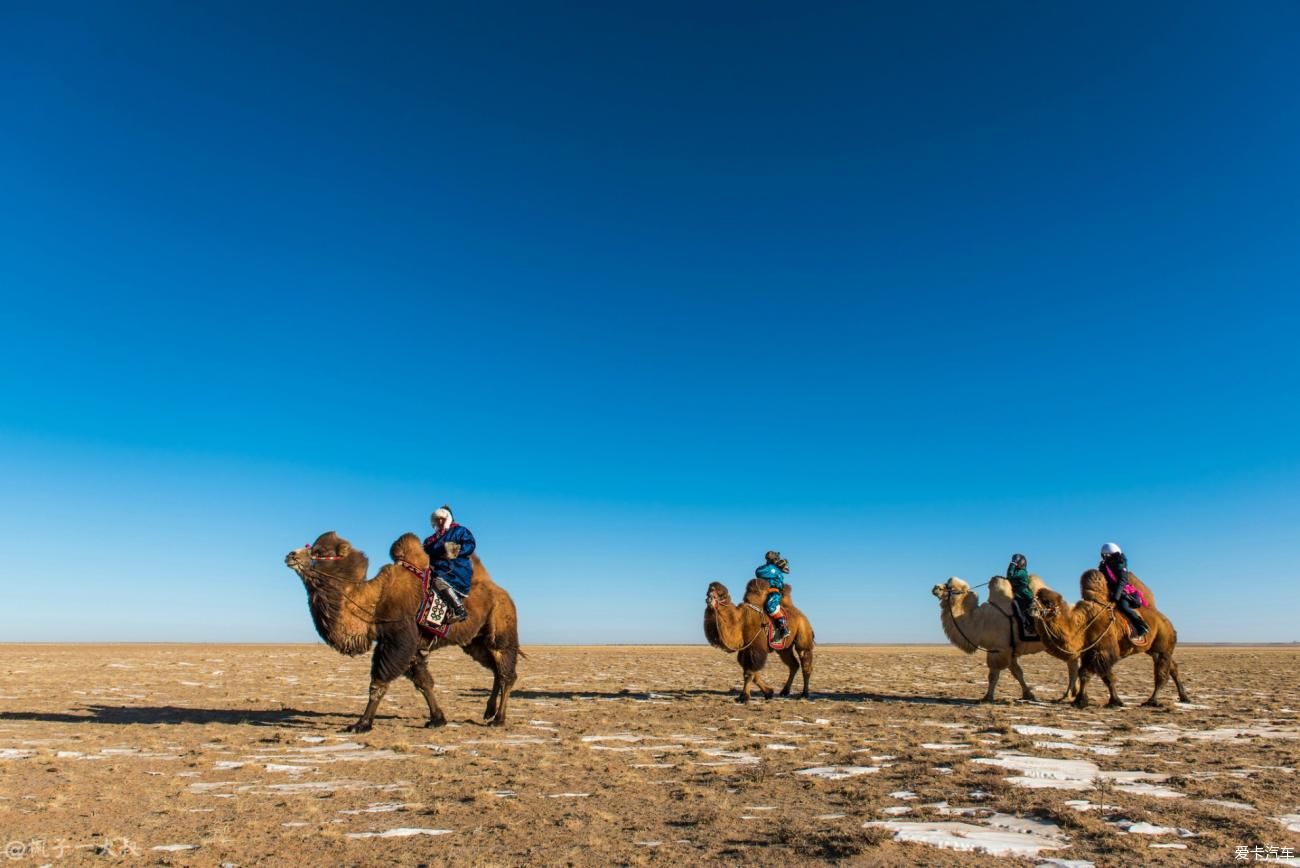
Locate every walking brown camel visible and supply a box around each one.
[284,531,521,731]
[704,579,815,702]
[932,576,1079,703]
[1032,570,1189,709]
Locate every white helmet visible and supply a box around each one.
[1100,542,1123,558]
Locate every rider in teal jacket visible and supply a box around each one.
[756,551,791,643]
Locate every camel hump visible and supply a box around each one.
[1127,572,1156,609]
[1081,568,1157,609]
[988,576,1013,602]
[1028,573,1046,594]
[1080,569,1108,604]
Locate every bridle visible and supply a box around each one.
[306,545,345,562]
[294,546,404,625]
[1032,598,1115,656]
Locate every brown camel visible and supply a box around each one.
[932,576,1079,703]
[284,531,521,731]
[704,579,815,703]
[1032,570,1189,709]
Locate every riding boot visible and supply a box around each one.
[433,576,469,623]
[1117,598,1147,638]
[1016,605,1038,640]
[771,615,790,644]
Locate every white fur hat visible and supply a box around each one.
[432,505,454,525]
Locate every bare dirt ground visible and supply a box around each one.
[1,644,1297,866]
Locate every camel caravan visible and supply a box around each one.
[286,510,1187,728]
[933,546,1189,708]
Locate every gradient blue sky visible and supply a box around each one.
[2,2,1297,644]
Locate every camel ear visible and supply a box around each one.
[338,542,351,556]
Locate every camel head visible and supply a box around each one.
[932,576,972,605]
[705,581,732,609]
[1031,587,1070,622]
[389,532,430,570]
[284,531,369,583]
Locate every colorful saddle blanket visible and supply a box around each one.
[400,561,465,639]
[417,582,466,638]
[765,620,791,651]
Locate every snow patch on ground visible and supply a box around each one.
[345,828,452,839]
[971,752,1182,797]
[1012,725,1103,739]
[795,765,879,780]
[867,813,1067,857]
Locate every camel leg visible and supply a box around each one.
[1072,668,1092,709]
[751,671,776,701]
[346,678,391,733]
[982,651,1009,703]
[463,641,504,724]
[1056,659,1080,703]
[1007,656,1037,702]
[406,659,447,728]
[777,649,799,697]
[1169,657,1190,703]
[737,668,756,704]
[1143,652,1173,707]
[486,645,518,726]
[798,644,813,700]
[1100,667,1124,708]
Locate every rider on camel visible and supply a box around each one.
[423,505,473,624]
[1005,553,1037,640]
[755,550,791,644]
[1099,542,1148,639]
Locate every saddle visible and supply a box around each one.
[1011,600,1038,642]
[416,577,466,638]
[1121,609,1152,648]
[763,589,792,651]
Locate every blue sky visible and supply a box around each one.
[1,2,1297,644]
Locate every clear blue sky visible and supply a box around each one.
[2,2,1297,644]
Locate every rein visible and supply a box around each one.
[939,584,1007,654]
[396,558,431,583]
[297,557,407,625]
[1035,601,1114,657]
[706,595,767,654]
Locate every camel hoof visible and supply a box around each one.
[425,716,447,729]
[1073,697,1089,710]
[979,697,996,705]
[799,693,810,701]
[345,721,372,734]
[735,694,748,705]
[1141,699,1161,708]
[763,690,774,700]
[779,689,791,698]
[487,716,506,727]
[1106,699,1125,709]
[1022,692,1038,702]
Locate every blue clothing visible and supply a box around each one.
[423,524,476,595]
[755,563,785,615]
